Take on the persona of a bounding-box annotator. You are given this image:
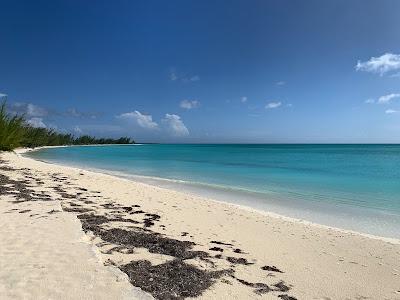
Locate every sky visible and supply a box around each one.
[1,0,400,143]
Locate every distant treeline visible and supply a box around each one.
[0,102,134,151]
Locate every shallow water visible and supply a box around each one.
[26,144,400,238]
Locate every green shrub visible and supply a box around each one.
[0,102,25,151]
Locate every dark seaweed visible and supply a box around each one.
[209,247,224,252]
[262,265,284,273]
[0,157,297,300]
[120,260,230,299]
[226,257,254,265]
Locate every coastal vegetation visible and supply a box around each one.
[0,102,134,151]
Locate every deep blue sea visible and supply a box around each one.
[26,144,400,239]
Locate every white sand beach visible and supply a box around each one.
[1,150,400,300]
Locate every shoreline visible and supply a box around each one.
[2,148,400,299]
[19,146,400,245]
[0,149,152,300]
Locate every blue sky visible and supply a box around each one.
[1,0,400,143]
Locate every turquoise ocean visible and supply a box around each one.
[26,144,400,239]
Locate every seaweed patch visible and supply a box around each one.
[0,157,297,300]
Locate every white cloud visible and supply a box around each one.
[385,109,398,114]
[169,68,199,82]
[47,123,60,131]
[241,96,248,103]
[169,70,178,81]
[365,98,375,104]
[265,101,282,109]
[181,75,200,83]
[0,93,7,99]
[276,81,286,86]
[180,75,200,83]
[26,117,46,128]
[26,103,48,117]
[117,111,159,129]
[75,124,123,134]
[180,99,200,110]
[162,114,189,137]
[188,75,200,82]
[9,102,48,117]
[7,102,97,120]
[66,108,99,119]
[378,93,400,104]
[73,126,83,134]
[67,108,81,117]
[356,53,400,76]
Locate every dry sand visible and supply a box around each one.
[1,150,400,300]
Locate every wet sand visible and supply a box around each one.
[1,150,400,300]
